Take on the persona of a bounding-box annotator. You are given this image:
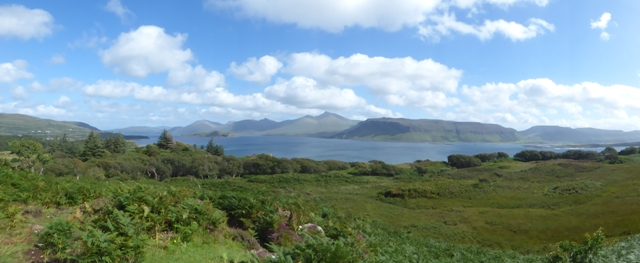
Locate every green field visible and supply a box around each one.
[3,155,640,262]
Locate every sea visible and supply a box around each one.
[130,135,626,164]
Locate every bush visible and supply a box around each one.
[618,146,638,156]
[447,154,482,169]
[514,150,542,162]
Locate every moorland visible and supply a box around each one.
[1,130,640,262]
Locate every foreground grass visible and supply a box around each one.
[2,157,640,262]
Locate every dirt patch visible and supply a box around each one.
[24,247,44,263]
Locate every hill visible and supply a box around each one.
[331,118,522,142]
[521,125,640,143]
[170,120,223,135]
[254,112,360,136]
[108,126,174,135]
[0,113,99,139]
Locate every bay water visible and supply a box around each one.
[131,135,621,164]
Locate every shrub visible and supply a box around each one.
[618,146,638,156]
[447,154,482,169]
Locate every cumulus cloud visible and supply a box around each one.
[105,0,135,23]
[458,78,640,130]
[419,13,554,42]
[167,64,226,90]
[591,12,612,41]
[68,30,108,49]
[264,76,367,110]
[207,0,552,42]
[206,0,440,32]
[0,5,55,40]
[0,60,34,83]
[100,26,193,78]
[83,80,145,98]
[284,53,462,109]
[53,96,72,107]
[49,54,65,64]
[228,56,283,83]
[590,12,611,30]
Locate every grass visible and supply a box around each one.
[3,156,640,262]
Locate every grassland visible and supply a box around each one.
[3,156,640,262]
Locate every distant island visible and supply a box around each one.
[183,131,236,138]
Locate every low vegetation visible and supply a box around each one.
[1,131,640,262]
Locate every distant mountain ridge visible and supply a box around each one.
[56,112,640,144]
[331,118,522,143]
[520,125,640,143]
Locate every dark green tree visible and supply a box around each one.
[619,146,638,156]
[600,147,619,164]
[9,139,44,171]
[81,131,106,161]
[205,137,224,156]
[447,154,482,169]
[157,129,176,150]
[104,133,126,154]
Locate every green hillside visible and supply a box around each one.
[0,113,98,139]
[260,112,359,136]
[332,118,523,142]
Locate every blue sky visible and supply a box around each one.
[1,0,639,131]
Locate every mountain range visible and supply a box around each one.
[4,112,640,144]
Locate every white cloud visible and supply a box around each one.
[50,54,65,64]
[264,76,367,110]
[105,0,134,23]
[0,60,34,83]
[419,13,554,42]
[590,12,611,30]
[166,64,226,91]
[100,25,193,78]
[458,79,640,130]
[284,52,462,109]
[591,12,612,41]
[83,80,144,98]
[53,96,72,107]
[228,55,283,83]
[19,105,68,117]
[0,5,55,40]
[449,0,548,9]
[11,86,28,100]
[207,0,440,32]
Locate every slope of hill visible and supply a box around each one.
[170,120,223,135]
[331,118,522,143]
[0,113,98,139]
[521,126,640,143]
[222,118,282,134]
[108,126,174,135]
[258,112,360,136]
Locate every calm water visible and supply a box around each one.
[132,135,621,164]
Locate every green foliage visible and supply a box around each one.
[600,147,619,164]
[8,139,46,171]
[205,137,225,156]
[104,133,127,154]
[547,228,609,263]
[81,131,106,161]
[618,146,638,156]
[447,154,482,169]
[157,130,176,150]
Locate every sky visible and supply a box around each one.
[1,0,640,131]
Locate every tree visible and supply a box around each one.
[205,137,225,156]
[157,130,176,150]
[9,139,44,172]
[496,152,509,159]
[447,154,482,169]
[619,146,637,156]
[104,133,126,154]
[600,147,619,164]
[81,131,106,161]
[514,150,542,162]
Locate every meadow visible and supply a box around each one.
[2,140,640,262]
